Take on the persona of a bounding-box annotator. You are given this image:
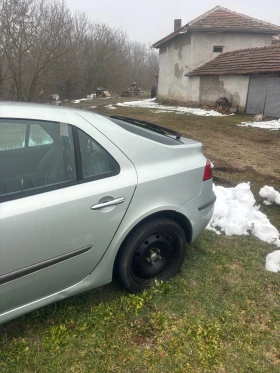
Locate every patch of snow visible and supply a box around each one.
[259,185,280,205]
[207,183,280,246]
[105,105,117,109]
[72,97,93,103]
[263,200,273,206]
[237,119,280,130]
[117,99,228,117]
[266,250,280,273]
[207,183,280,273]
[88,106,97,109]
[207,225,221,235]
[151,110,172,114]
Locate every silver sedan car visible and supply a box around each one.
[0,102,215,324]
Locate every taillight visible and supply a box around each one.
[203,159,213,181]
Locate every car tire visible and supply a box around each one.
[115,218,187,292]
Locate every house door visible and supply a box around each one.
[246,77,280,117]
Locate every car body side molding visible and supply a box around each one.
[0,245,92,285]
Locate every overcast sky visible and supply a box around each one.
[65,0,280,44]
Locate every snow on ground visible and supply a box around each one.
[262,186,280,273]
[117,98,227,116]
[105,105,117,109]
[237,119,280,130]
[208,183,280,245]
[266,251,280,273]
[71,98,92,104]
[151,110,171,114]
[259,185,280,205]
[207,183,280,272]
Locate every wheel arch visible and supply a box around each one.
[113,210,192,272]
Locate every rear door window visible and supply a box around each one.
[0,119,120,201]
[0,122,26,150]
[0,120,76,198]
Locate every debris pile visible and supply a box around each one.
[49,93,61,106]
[121,82,141,97]
[96,87,111,97]
[214,97,238,114]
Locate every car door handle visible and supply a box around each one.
[90,197,126,210]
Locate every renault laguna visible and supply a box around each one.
[0,102,215,323]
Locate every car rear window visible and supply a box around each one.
[109,117,182,145]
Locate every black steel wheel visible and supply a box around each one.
[115,218,187,292]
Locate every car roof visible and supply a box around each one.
[0,101,93,123]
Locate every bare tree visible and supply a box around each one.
[0,0,158,101]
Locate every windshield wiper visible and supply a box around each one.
[109,116,181,140]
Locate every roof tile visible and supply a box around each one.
[153,6,280,48]
[187,6,280,31]
[187,44,280,76]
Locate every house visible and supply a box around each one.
[187,44,280,117]
[153,6,280,115]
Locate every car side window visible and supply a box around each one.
[0,122,27,150]
[77,129,119,178]
[28,124,53,147]
[0,119,76,198]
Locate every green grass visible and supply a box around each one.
[1,235,280,372]
[1,101,280,372]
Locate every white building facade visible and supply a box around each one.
[153,6,280,110]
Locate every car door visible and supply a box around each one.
[0,116,137,315]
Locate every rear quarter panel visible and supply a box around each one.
[79,111,206,206]
[74,113,214,281]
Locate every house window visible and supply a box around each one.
[213,46,223,53]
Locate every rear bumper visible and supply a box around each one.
[177,179,215,242]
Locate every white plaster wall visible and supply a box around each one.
[157,31,271,102]
[198,75,250,109]
[190,32,272,69]
[185,76,200,102]
[158,34,192,101]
